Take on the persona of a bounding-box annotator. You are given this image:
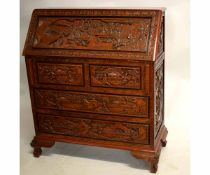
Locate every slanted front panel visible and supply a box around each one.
[33,17,151,52]
[34,89,149,117]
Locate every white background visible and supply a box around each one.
[1,0,210,174]
[20,1,190,175]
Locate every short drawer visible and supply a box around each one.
[27,57,150,96]
[38,114,149,144]
[34,89,149,117]
[90,64,141,89]
[36,62,84,86]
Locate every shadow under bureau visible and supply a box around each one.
[23,9,168,173]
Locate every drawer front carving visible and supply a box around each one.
[90,65,141,89]
[35,90,148,117]
[38,114,149,144]
[37,63,84,85]
[33,17,151,52]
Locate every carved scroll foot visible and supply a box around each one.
[160,126,168,147]
[149,155,159,173]
[131,126,168,173]
[161,139,167,147]
[31,137,55,157]
[33,147,42,157]
[131,151,160,173]
[150,163,158,173]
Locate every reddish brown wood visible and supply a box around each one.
[38,114,149,144]
[23,9,162,60]
[30,137,55,157]
[34,89,149,117]
[23,9,167,173]
[131,126,167,173]
[33,17,151,52]
[37,63,84,85]
[31,57,150,96]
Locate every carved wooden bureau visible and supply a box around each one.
[23,9,168,173]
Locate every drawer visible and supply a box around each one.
[33,17,151,53]
[27,57,150,96]
[34,89,149,118]
[36,62,84,86]
[38,114,149,144]
[90,64,141,89]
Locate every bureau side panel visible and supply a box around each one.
[25,57,39,134]
[154,54,164,139]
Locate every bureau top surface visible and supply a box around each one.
[23,9,164,61]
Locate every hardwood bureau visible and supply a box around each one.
[23,9,168,173]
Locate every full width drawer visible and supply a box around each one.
[38,114,149,144]
[34,89,149,117]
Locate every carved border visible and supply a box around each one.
[23,9,162,61]
[33,9,159,17]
